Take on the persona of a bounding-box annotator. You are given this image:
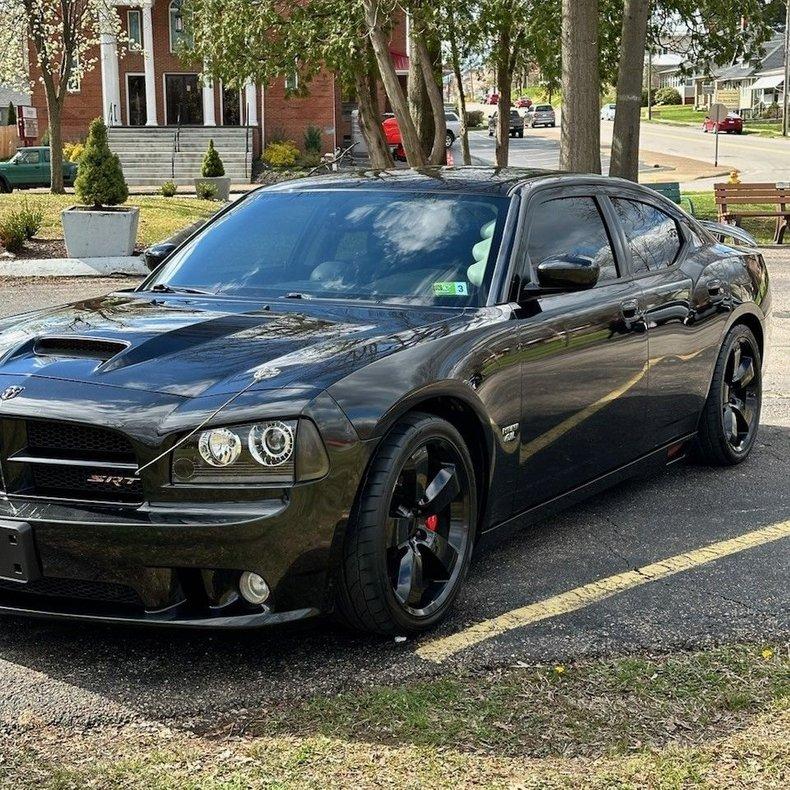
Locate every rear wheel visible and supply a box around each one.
[518,130,524,138]
[0,178,11,194]
[696,324,762,465]
[337,413,477,635]
[445,131,455,148]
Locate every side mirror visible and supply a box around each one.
[535,255,600,292]
[143,241,177,272]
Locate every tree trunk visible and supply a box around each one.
[44,83,65,194]
[407,32,433,157]
[559,0,601,173]
[413,35,447,165]
[355,68,394,169]
[447,6,471,165]
[609,0,650,181]
[363,0,426,167]
[495,23,512,168]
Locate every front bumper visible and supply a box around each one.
[0,385,373,628]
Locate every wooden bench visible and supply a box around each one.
[714,182,790,244]
[647,181,696,216]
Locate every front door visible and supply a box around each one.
[127,75,147,126]
[514,191,649,512]
[165,74,203,125]
[222,85,241,125]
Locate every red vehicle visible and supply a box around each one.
[382,116,406,162]
[516,97,533,109]
[487,93,500,105]
[703,113,743,134]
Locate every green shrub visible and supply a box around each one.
[465,110,484,128]
[0,215,26,253]
[74,118,129,208]
[262,140,300,169]
[641,89,654,107]
[63,141,85,163]
[201,139,225,177]
[296,151,322,169]
[160,180,178,197]
[655,87,682,105]
[195,181,219,200]
[303,124,322,154]
[15,198,44,239]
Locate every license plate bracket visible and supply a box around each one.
[0,521,40,584]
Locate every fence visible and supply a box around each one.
[0,127,20,159]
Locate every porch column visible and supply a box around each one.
[244,80,258,126]
[99,23,121,125]
[141,0,158,125]
[203,63,217,126]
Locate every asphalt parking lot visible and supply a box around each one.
[0,250,787,734]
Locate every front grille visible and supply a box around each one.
[26,420,135,462]
[0,576,142,606]
[1,419,143,505]
[30,464,143,503]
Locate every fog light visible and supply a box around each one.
[239,571,270,605]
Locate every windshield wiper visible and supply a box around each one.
[150,284,215,296]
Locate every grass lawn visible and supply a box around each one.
[641,105,783,137]
[686,190,780,244]
[1,643,787,788]
[0,194,218,248]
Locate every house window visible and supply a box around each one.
[67,56,81,93]
[285,65,299,93]
[128,9,142,50]
[169,0,193,52]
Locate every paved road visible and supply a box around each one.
[0,255,787,732]
[468,120,790,189]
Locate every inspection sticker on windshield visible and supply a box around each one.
[433,281,469,297]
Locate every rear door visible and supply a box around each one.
[513,187,649,512]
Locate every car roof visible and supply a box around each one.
[261,167,635,198]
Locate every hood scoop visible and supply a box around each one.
[34,336,129,362]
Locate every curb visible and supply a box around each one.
[0,256,148,278]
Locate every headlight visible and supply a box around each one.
[171,419,328,485]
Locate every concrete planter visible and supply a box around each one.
[194,176,231,202]
[61,206,140,258]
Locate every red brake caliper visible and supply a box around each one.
[425,514,439,532]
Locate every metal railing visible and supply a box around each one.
[170,113,182,179]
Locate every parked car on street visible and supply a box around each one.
[0,168,770,635]
[487,93,500,105]
[488,110,525,138]
[526,104,556,127]
[0,147,78,193]
[703,113,743,134]
[516,97,533,108]
[601,103,617,121]
[444,111,462,147]
[382,113,460,158]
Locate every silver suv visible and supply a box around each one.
[527,104,556,128]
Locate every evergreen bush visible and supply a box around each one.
[196,181,219,200]
[74,118,129,208]
[303,125,322,154]
[654,87,682,105]
[201,139,225,177]
[262,140,300,169]
[160,180,178,197]
[7,102,15,126]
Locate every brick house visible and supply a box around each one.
[27,1,408,184]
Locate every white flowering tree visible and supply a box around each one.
[0,0,123,193]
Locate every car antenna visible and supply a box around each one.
[135,365,278,476]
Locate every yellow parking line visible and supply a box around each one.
[416,519,790,663]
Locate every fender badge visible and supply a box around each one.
[501,422,519,443]
[0,386,24,401]
[253,365,281,382]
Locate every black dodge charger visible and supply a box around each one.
[0,168,771,634]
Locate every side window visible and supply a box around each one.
[612,198,682,273]
[527,196,618,283]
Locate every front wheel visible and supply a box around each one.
[336,413,477,635]
[518,130,524,138]
[696,324,762,465]
[445,131,455,148]
[0,179,11,194]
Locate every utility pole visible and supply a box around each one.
[647,48,653,120]
[783,0,789,136]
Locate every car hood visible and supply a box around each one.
[0,291,461,399]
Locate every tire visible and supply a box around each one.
[489,130,494,137]
[336,412,478,635]
[550,122,556,127]
[445,131,455,148]
[695,324,762,466]
[518,130,524,138]
[0,178,11,194]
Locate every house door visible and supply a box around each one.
[222,85,241,125]
[165,74,203,125]
[127,75,147,126]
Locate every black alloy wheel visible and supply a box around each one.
[696,324,762,465]
[337,413,477,635]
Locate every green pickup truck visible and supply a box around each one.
[0,146,78,192]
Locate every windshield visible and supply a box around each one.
[535,105,553,112]
[144,189,511,307]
